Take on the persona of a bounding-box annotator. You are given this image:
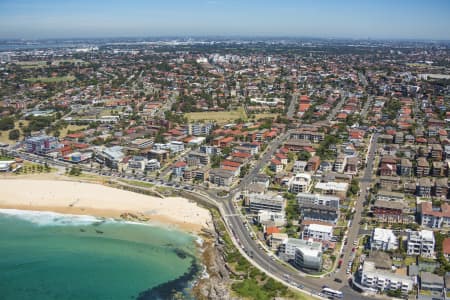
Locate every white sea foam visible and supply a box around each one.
[0,209,103,226]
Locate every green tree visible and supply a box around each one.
[0,117,15,130]
[8,129,20,140]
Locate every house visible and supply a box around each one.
[270,159,283,173]
[420,202,450,228]
[407,230,435,258]
[275,153,288,165]
[443,238,450,259]
[306,156,320,172]
[172,161,187,177]
[370,228,398,251]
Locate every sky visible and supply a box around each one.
[0,0,449,40]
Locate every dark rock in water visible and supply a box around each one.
[95,230,104,234]
[136,254,200,300]
[79,229,86,233]
[174,248,187,259]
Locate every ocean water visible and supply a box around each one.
[0,209,201,300]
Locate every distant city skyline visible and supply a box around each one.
[1,0,449,40]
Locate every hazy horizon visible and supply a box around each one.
[1,0,449,40]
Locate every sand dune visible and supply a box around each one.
[0,179,211,233]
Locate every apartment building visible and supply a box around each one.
[289,173,311,194]
[249,193,285,213]
[371,228,398,251]
[296,192,340,209]
[407,230,435,258]
[258,210,286,227]
[280,238,322,271]
[301,223,333,241]
[300,203,339,224]
[361,261,413,293]
[420,202,450,228]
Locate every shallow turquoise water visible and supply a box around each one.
[0,209,200,300]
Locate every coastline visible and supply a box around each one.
[0,178,211,234]
[0,176,233,299]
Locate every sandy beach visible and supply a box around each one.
[0,178,212,233]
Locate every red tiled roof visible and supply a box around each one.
[221,160,241,168]
[66,133,84,139]
[173,161,187,168]
[266,226,280,235]
[271,159,282,165]
[443,238,450,255]
[232,152,252,158]
[275,153,287,160]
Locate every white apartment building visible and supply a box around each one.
[314,181,348,195]
[288,173,311,194]
[361,261,413,293]
[168,141,184,153]
[370,228,398,251]
[301,224,333,241]
[145,159,161,172]
[280,238,322,271]
[296,192,340,209]
[407,230,435,258]
[293,161,307,173]
[257,210,286,227]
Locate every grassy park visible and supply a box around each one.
[185,106,247,124]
